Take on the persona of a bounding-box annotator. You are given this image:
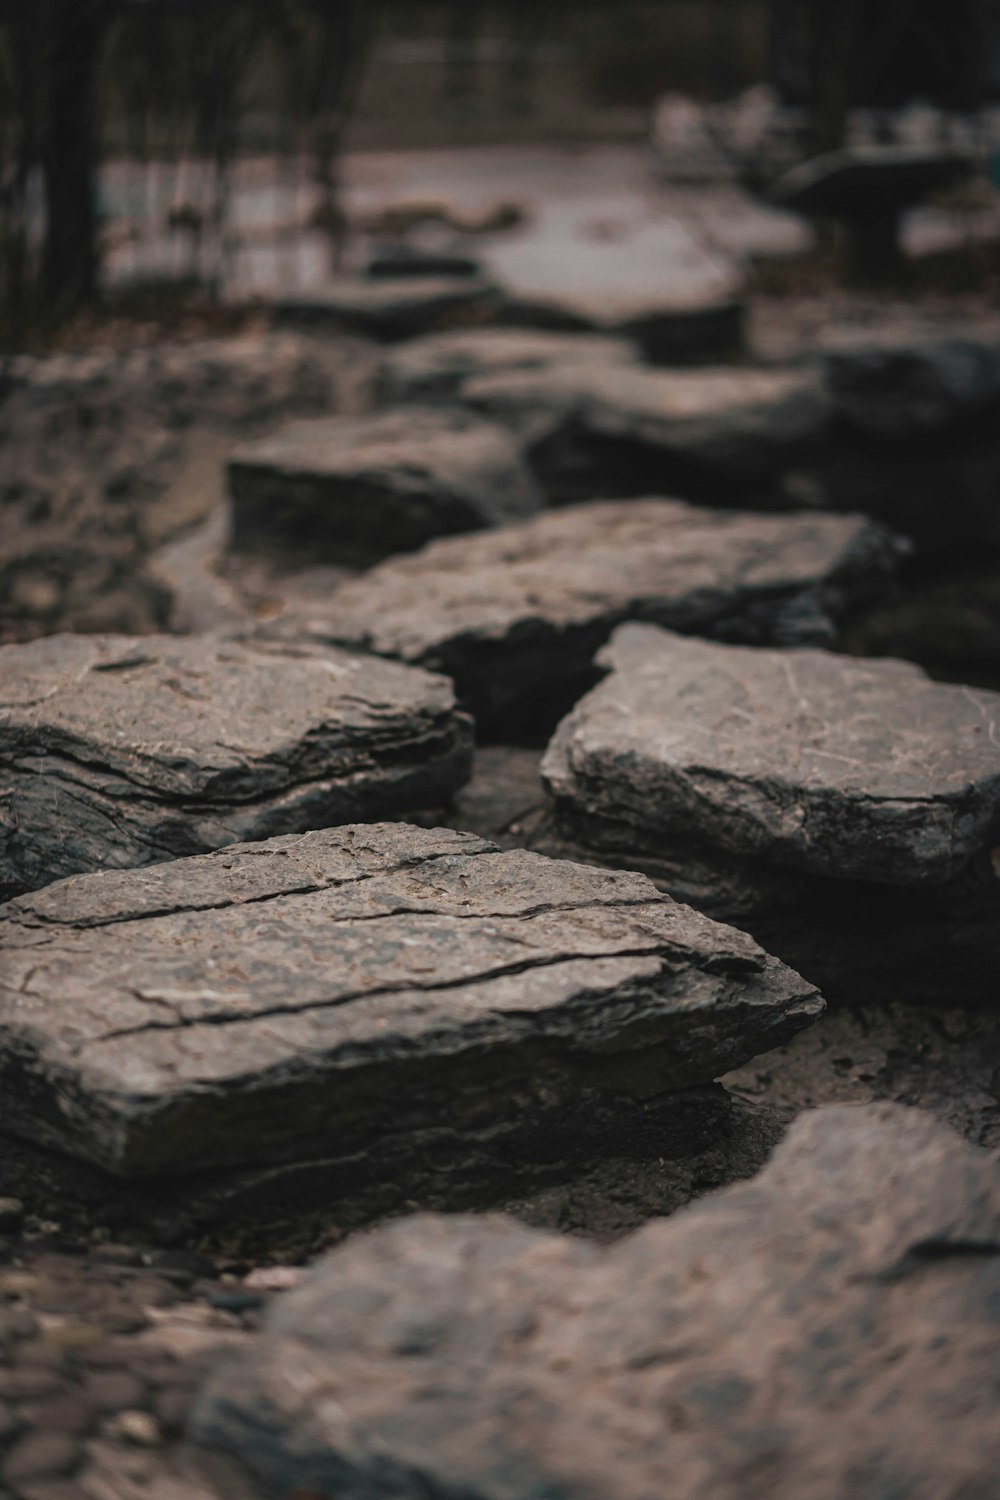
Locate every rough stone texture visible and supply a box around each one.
[542,624,1000,1002]
[0,332,375,644]
[0,822,820,1234]
[378,327,637,404]
[271,499,904,736]
[824,330,1000,442]
[462,361,830,504]
[0,634,472,894]
[190,1103,1000,1500]
[274,277,502,341]
[228,407,541,564]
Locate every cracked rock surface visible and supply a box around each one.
[462,361,829,503]
[270,499,903,736]
[0,821,820,1228]
[542,624,1000,1001]
[0,633,472,894]
[190,1103,1000,1500]
[228,407,541,564]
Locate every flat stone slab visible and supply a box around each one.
[228,407,542,564]
[378,326,637,403]
[190,1103,1000,1500]
[275,499,903,735]
[0,824,820,1220]
[463,361,830,502]
[499,290,746,364]
[0,634,472,894]
[274,276,502,340]
[545,624,1000,887]
[542,625,1000,1002]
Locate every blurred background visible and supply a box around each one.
[3,0,1000,339]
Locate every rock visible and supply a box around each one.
[228,407,541,564]
[825,329,1000,442]
[0,822,820,1236]
[273,499,903,736]
[378,326,637,404]
[0,1196,25,1231]
[542,624,1000,1002]
[190,1104,1000,1500]
[502,290,746,365]
[462,361,830,504]
[274,276,502,341]
[0,633,472,894]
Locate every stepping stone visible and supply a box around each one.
[0,823,820,1237]
[0,633,472,895]
[274,276,502,340]
[378,326,636,404]
[462,361,830,504]
[542,624,1000,1003]
[501,288,746,365]
[228,408,542,564]
[190,1104,1000,1500]
[274,499,904,737]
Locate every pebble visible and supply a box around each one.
[104,1409,162,1447]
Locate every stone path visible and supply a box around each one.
[4,289,1000,1495]
[541,624,1000,1002]
[189,1103,1000,1500]
[0,634,471,895]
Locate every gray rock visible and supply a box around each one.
[542,625,1000,1001]
[274,277,502,341]
[228,408,542,564]
[378,327,636,404]
[190,1103,1000,1500]
[462,362,830,503]
[0,822,820,1227]
[273,499,903,736]
[0,633,472,894]
[825,331,1000,442]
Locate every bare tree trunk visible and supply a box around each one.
[41,0,110,313]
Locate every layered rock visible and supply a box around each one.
[273,499,903,736]
[462,361,830,503]
[190,1104,1000,1500]
[228,408,541,564]
[274,276,502,340]
[378,326,636,404]
[542,624,1000,1002]
[0,822,820,1236]
[0,633,472,894]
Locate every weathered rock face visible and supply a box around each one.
[228,408,542,564]
[274,277,502,340]
[0,634,472,894]
[190,1103,1000,1500]
[0,822,820,1237]
[378,327,637,404]
[462,361,830,503]
[542,624,1000,1002]
[273,499,903,737]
